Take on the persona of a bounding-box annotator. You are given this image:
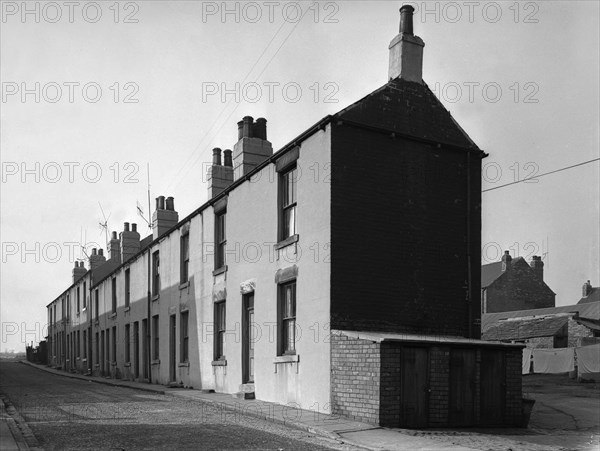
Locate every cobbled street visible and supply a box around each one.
[0,361,357,450]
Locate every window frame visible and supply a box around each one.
[214,301,226,360]
[180,233,190,284]
[214,211,226,270]
[279,166,298,242]
[111,277,117,314]
[83,281,87,309]
[278,281,297,356]
[76,285,80,313]
[124,268,131,308]
[152,251,160,297]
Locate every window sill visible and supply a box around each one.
[109,312,117,319]
[179,281,190,290]
[273,354,299,364]
[151,359,160,365]
[111,361,117,366]
[124,362,131,367]
[213,266,227,276]
[152,294,160,302]
[274,234,299,250]
[211,359,227,366]
[124,306,130,312]
[178,362,190,367]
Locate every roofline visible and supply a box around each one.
[76,109,488,292]
[89,115,334,289]
[47,271,90,308]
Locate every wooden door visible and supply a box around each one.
[480,349,505,425]
[242,294,255,383]
[449,348,476,426]
[169,315,176,382]
[400,347,429,428]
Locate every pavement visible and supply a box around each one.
[6,361,595,451]
[9,361,479,451]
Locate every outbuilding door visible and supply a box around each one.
[449,348,476,426]
[400,347,429,428]
[480,349,506,425]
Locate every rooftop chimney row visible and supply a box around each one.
[153,195,179,239]
[389,5,424,83]
[89,247,106,270]
[208,147,234,198]
[233,116,273,181]
[121,221,141,263]
[530,255,544,281]
[72,260,86,283]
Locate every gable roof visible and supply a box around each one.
[483,315,569,341]
[482,301,600,331]
[336,78,480,151]
[578,287,600,304]
[481,261,503,288]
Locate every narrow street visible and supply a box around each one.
[0,361,355,450]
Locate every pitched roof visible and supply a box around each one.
[482,301,600,331]
[483,315,569,341]
[336,78,480,150]
[578,287,600,304]
[481,261,503,288]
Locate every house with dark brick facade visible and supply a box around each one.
[481,251,555,314]
[45,5,525,429]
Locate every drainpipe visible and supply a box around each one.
[466,151,473,338]
[147,247,152,383]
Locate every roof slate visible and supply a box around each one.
[481,261,503,288]
[578,287,600,304]
[482,315,569,341]
[336,78,480,150]
[482,301,600,331]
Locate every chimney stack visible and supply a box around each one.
[388,5,424,83]
[582,280,593,298]
[501,250,512,272]
[108,230,121,263]
[233,116,273,181]
[120,222,141,263]
[153,195,179,239]
[530,256,544,280]
[89,248,107,270]
[72,261,86,283]
[208,148,234,198]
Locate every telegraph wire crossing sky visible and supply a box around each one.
[0,1,598,352]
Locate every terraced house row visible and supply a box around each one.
[45,5,525,428]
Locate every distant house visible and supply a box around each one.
[482,301,600,348]
[578,280,600,304]
[481,251,555,313]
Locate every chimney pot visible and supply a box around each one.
[399,5,414,35]
[158,196,165,210]
[132,223,137,232]
[254,117,267,140]
[92,248,97,255]
[98,249,104,256]
[112,231,117,240]
[237,120,244,141]
[166,196,174,211]
[124,222,130,232]
[74,261,78,268]
[223,149,233,167]
[212,148,222,166]
[242,116,254,138]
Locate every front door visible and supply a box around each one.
[400,346,429,428]
[134,322,140,378]
[242,294,255,383]
[169,315,176,382]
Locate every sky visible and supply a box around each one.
[1,1,598,352]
